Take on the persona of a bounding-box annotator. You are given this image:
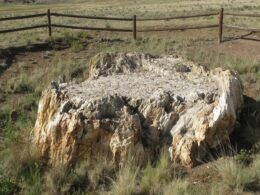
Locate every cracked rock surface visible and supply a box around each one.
[33,53,243,167]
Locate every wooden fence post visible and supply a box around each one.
[218,8,224,44]
[133,15,137,40]
[47,9,52,37]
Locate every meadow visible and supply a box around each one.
[0,0,260,47]
[0,0,260,194]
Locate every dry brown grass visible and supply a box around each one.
[1,0,260,48]
[0,1,259,195]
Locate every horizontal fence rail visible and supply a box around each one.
[224,25,260,32]
[0,13,46,21]
[137,12,218,21]
[0,24,47,33]
[225,12,260,17]
[51,12,132,21]
[52,24,132,32]
[138,24,218,32]
[0,8,259,43]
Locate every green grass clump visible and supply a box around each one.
[45,165,75,194]
[215,158,254,191]
[77,31,89,40]
[0,144,43,195]
[110,164,139,195]
[163,179,194,195]
[70,40,84,52]
[0,178,20,195]
[140,152,171,193]
[0,97,37,144]
[7,74,34,94]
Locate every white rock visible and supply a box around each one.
[32,53,243,167]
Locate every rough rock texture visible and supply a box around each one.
[33,53,243,167]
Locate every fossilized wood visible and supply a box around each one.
[33,53,243,167]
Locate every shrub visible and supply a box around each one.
[70,40,83,52]
[163,179,194,195]
[110,163,139,195]
[235,149,253,166]
[0,144,43,194]
[0,108,11,129]
[0,178,20,195]
[86,156,115,190]
[0,103,36,144]
[139,151,171,193]
[2,145,42,179]
[77,31,89,39]
[45,165,73,194]
[45,163,90,194]
[23,166,43,195]
[14,76,34,94]
[215,158,254,191]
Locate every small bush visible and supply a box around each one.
[235,149,253,165]
[0,178,20,195]
[62,31,73,45]
[215,158,254,191]
[77,31,89,39]
[14,74,34,94]
[209,182,225,195]
[6,74,34,94]
[45,164,90,194]
[0,144,43,194]
[23,166,43,195]
[140,151,171,193]
[86,157,115,190]
[0,108,11,129]
[45,165,73,194]
[163,179,194,195]
[70,40,83,52]
[0,103,36,144]
[4,120,20,143]
[110,163,139,195]
[2,145,42,179]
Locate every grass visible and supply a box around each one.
[45,165,74,194]
[0,35,259,187]
[1,0,260,48]
[252,155,260,179]
[0,1,259,194]
[110,164,139,195]
[163,179,194,195]
[70,39,84,52]
[139,152,171,193]
[0,178,20,195]
[1,144,260,194]
[0,34,259,194]
[215,158,254,192]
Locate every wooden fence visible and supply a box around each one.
[0,8,259,44]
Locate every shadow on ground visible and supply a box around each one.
[231,95,260,151]
[224,31,260,43]
[0,42,55,75]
